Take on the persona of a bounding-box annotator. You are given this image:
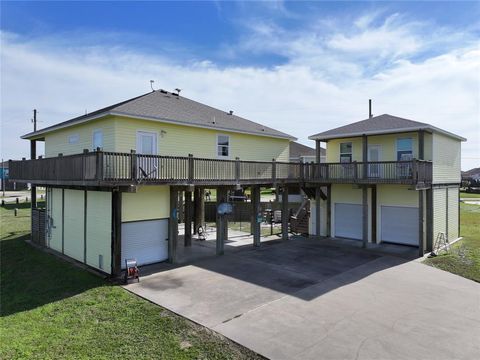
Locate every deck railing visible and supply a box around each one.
[9,150,432,186]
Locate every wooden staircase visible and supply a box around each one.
[290,198,310,235]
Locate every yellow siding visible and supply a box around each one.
[122,185,170,222]
[331,184,363,204]
[86,191,112,273]
[44,117,116,157]
[325,132,433,162]
[63,189,85,262]
[112,116,290,162]
[377,185,418,207]
[447,187,459,240]
[433,188,447,244]
[49,188,63,252]
[432,133,461,184]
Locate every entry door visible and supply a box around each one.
[136,131,157,155]
[136,131,158,180]
[368,145,382,178]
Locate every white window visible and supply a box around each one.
[339,142,352,163]
[136,131,157,155]
[217,135,230,158]
[397,138,413,161]
[92,129,103,150]
[68,134,79,144]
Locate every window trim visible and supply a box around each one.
[396,137,413,161]
[136,130,158,155]
[92,129,104,150]
[339,141,353,163]
[216,134,230,159]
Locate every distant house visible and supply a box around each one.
[289,141,325,163]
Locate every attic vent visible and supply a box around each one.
[160,89,167,94]
[171,92,179,97]
[229,110,233,115]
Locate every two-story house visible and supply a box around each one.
[307,114,465,254]
[11,90,297,275]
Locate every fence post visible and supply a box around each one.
[299,161,304,181]
[235,157,240,183]
[95,148,103,181]
[130,150,137,181]
[83,149,89,179]
[188,154,194,183]
[272,158,277,184]
[353,161,358,180]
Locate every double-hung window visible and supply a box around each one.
[217,135,230,158]
[396,138,413,161]
[339,142,352,163]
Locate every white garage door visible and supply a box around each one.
[335,203,362,240]
[381,206,418,246]
[121,219,169,268]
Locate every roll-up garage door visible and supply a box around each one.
[121,219,169,268]
[381,206,418,246]
[334,203,362,240]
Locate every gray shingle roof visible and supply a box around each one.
[309,114,465,141]
[22,90,296,140]
[289,141,324,158]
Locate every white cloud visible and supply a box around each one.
[1,20,479,170]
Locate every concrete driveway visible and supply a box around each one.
[125,238,480,360]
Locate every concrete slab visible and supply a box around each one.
[125,238,480,360]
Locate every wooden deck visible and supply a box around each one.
[9,150,432,188]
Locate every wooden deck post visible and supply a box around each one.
[282,186,289,240]
[315,186,321,236]
[30,140,37,209]
[426,189,433,252]
[193,187,205,234]
[216,187,228,255]
[362,134,368,179]
[184,190,192,246]
[419,189,425,257]
[362,185,368,248]
[326,184,332,237]
[111,190,122,276]
[371,185,377,243]
[168,187,179,263]
[252,185,261,246]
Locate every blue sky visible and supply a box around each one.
[1,1,479,168]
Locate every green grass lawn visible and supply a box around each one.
[460,192,480,199]
[0,203,262,359]
[424,203,480,282]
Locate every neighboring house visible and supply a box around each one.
[307,114,465,253]
[289,141,325,163]
[10,90,296,275]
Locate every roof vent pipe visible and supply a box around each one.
[369,99,373,118]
